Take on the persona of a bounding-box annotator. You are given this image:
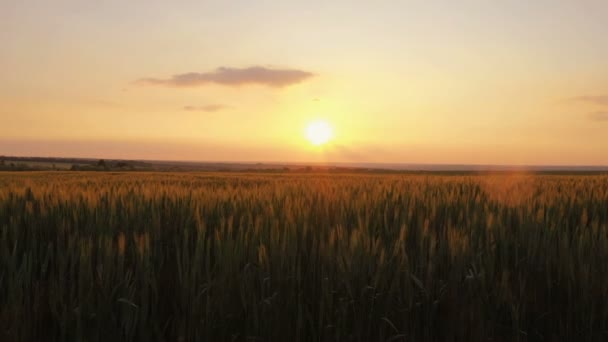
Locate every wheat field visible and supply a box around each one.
[1,172,608,341]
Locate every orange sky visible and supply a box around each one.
[1,1,608,165]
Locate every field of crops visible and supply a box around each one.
[1,172,608,341]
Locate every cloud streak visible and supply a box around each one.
[183,104,229,112]
[572,95,608,105]
[589,112,608,122]
[137,66,314,88]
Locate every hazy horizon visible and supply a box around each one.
[3,152,608,172]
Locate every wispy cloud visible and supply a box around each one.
[589,112,608,121]
[571,95,608,105]
[183,104,229,112]
[137,66,314,88]
[80,99,123,108]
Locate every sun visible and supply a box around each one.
[305,120,333,146]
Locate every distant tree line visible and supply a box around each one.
[70,160,135,171]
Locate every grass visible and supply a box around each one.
[1,171,608,341]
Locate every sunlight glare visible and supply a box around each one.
[305,120,333,146]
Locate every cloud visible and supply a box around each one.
[137,66,314,88]
[183,104,229,112]
[589,112,608,121]
[571,95,608,105]
[84,99,123,108]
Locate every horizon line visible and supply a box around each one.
[3,154,608,171]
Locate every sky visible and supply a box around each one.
[1,0,608,165]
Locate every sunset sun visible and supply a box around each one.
[305,120,333,146]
